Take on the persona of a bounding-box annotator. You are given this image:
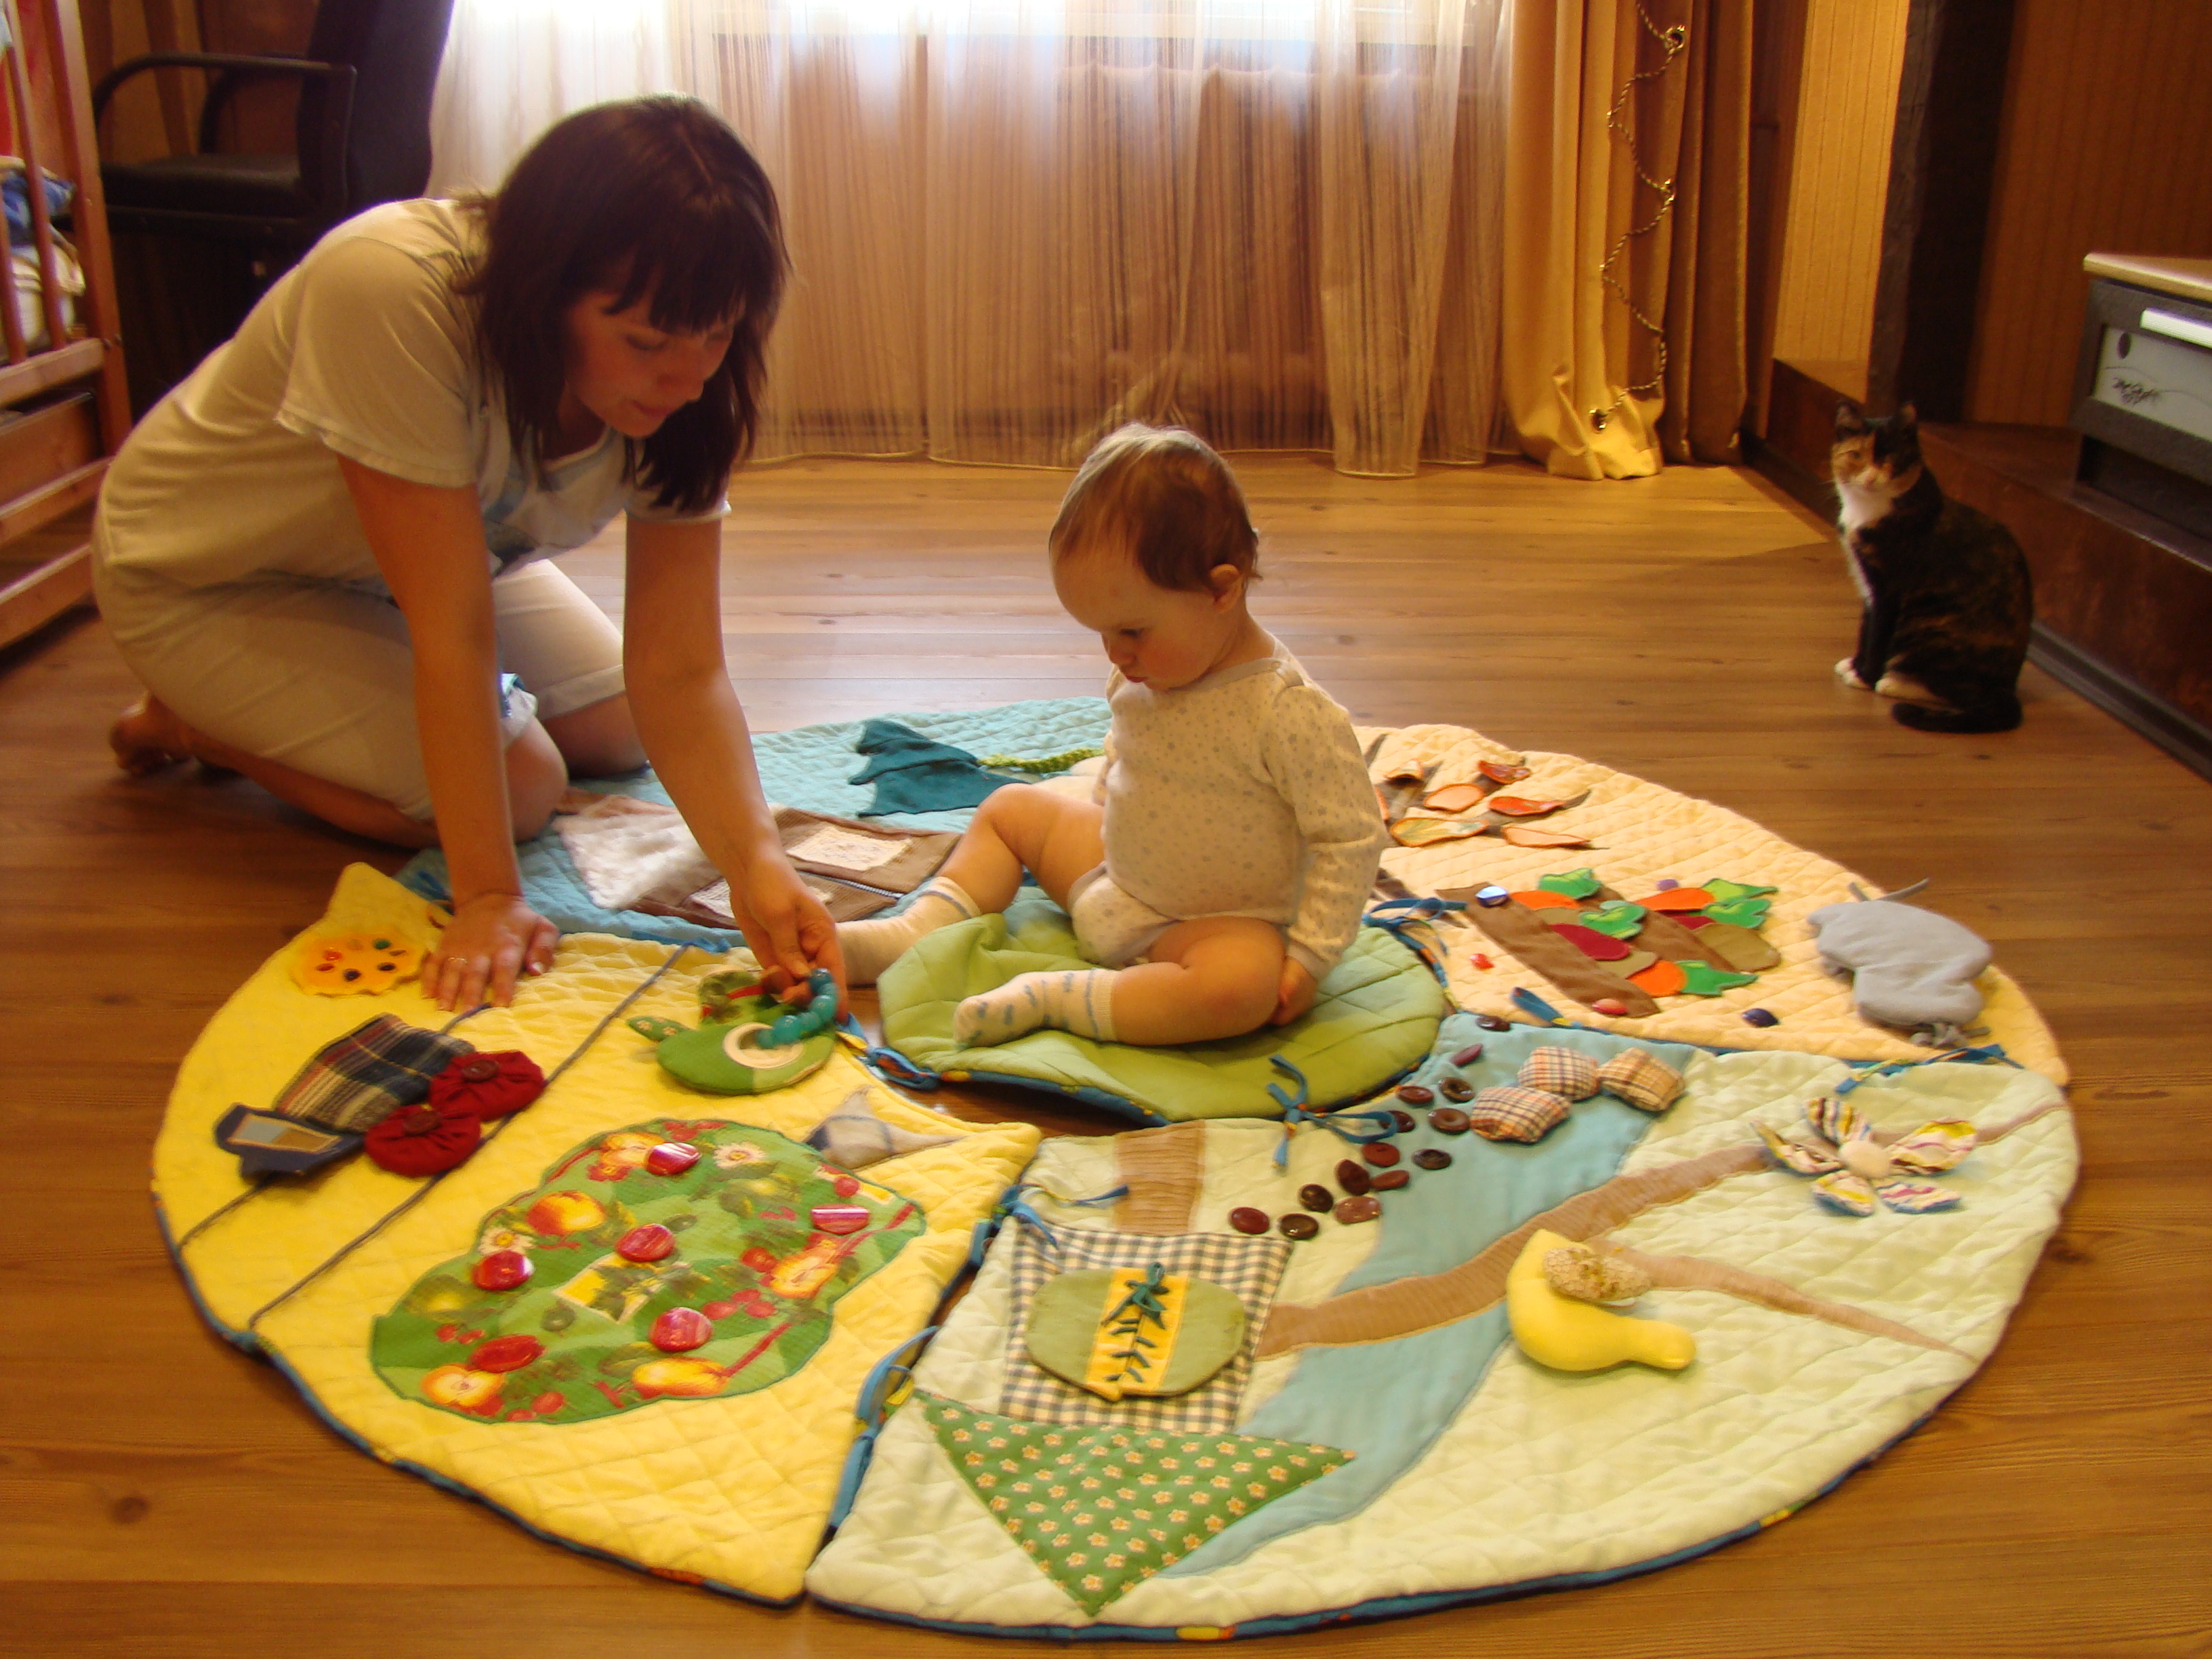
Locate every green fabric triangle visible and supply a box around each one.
[1536,867,1602,899]
[920,1391,1353,1615]
[1701,878,1778,903]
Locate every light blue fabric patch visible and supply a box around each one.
[394,697,1110,945]
[1162,1012,1702,1576]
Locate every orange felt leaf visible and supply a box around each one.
[1637,887,1715,912]
[1629,959,1688,997]
[1509,890,1583,910]
[1419,781,1491,814]
[1485,796,1563,817]
[1479,761,1531,784]
[1502,825,1592,848]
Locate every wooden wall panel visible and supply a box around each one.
[1968,0,2212,426]
[1769,0,1908,372]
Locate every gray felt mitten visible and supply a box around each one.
[1807,895,1990,1035]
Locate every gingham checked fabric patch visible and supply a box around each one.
[1517,1046,1601,1101]
[920,1391,1353,1615]
[1000,1227,1290,1435]
[272,1016,475,1132]
[1597,1048,1685,1113]
[1470,1084,1570,1143]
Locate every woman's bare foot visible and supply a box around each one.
[108,695,199,775]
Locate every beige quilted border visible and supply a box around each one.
[1359,725,2066,1083]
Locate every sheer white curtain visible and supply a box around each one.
[430,0,1508,476]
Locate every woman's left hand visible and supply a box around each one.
[725,851,846,1010]
[1268,958,1318,1027]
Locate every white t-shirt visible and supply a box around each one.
[1100,637,1387,981]
[95,199,725,591]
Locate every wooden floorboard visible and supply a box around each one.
[2,455,2206,1657]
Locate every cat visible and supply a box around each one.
[1830,401,2033,733]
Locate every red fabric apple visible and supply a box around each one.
[429,1050,546,1120]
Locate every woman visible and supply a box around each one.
[96,98,840,1011]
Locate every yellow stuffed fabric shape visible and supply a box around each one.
[1507,1228,1696,1373]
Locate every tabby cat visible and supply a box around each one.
[1831,402,2033,733]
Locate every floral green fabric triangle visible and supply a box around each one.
[920,1391,1353,1615]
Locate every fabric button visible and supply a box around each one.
[1333,1194,1381,1225]
[1395,1083,1434,1105]
[1450,1043,1486,1067]
[1475,1014,1511,1031]
[617,1224,676,1263]
[645,1142,701,1176]
[1742,1008,1780,1027]
[1428,1106,1471,1134]
[1371,1169,1410,1191]
[1414,1148,1453,1170]
[457,1055,503,1082]
[1278,1213,1319,1240]
[1591,998,1631,1017]
[650,1308,713,1352]
[1438,1076,1475,1103]
[1389,1108,1418,1134]
[1362,1143,1401,1168]
[1475,886,1509,907]
[1335,1158,1372,1196]
[473,1250,532,1291]
[812,1204,871,1235]
[1228,1206,1271,1235]
[1298,1183,1334,1212]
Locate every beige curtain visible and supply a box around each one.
[430,0,1511,477]
[1502,0,1750,477]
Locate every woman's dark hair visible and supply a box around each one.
[461,96,786,513]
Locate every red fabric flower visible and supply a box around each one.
[428,1050,546,1120]
[365,1105,483,1176]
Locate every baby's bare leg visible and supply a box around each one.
[1105,916,1285,1046]
[839,784,1105,983]
[937,783,1105,912]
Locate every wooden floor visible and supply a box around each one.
[5,455,2207,1658]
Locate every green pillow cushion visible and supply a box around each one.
[874,897,1449,1125]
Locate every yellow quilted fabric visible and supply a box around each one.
[154,864,1038,1601]
[1361,726,2064,1083]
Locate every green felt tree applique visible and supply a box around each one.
[921,1393,1353,1615]
[1701,879,1777,903]
[371,1118,924,1424]
[1579,900,1648,939]
[1675,959,1760,996]
[1701,897,1774,929]
[1537,867,1603,900]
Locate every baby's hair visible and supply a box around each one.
[1049,424,1260,592]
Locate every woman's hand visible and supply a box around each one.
[724,851,846,1009]
[1268,958,1319,1027]
[426,891,559,1011]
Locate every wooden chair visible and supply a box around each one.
[0,0,129,653]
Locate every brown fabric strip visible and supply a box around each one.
[1446,893,1659,1017]
[1609,1246,1969,1357]
[1253,1093,2066,1359]
[1254,1143,1767,1357]
[1593,884,1711,966]
[1115,1122,1210,1235]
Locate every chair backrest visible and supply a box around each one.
[295,0,457,213]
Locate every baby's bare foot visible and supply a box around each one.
[108,695,197,775]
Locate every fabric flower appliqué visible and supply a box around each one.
[1755,1094,1975,1216]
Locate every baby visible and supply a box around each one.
[838,424,1387,1048]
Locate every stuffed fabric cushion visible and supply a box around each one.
[874,897,1448,1124]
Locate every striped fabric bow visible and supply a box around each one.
[1755,1094,1977,1217]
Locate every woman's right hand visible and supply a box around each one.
[426,890,560,1011]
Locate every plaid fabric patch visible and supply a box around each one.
[1471,1085,1570,1143]
[272,1016,477,1132]
[1517,1046,1601,1101]
[1596,1047,1684,1113]
[999,1225,1291,1436]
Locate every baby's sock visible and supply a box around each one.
[837,876,980,984]
[954,969,1120,1047]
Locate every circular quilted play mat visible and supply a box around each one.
[152,708,2076,1637]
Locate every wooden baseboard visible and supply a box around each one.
[2028,622,2212,781]
[0,537,91,650]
